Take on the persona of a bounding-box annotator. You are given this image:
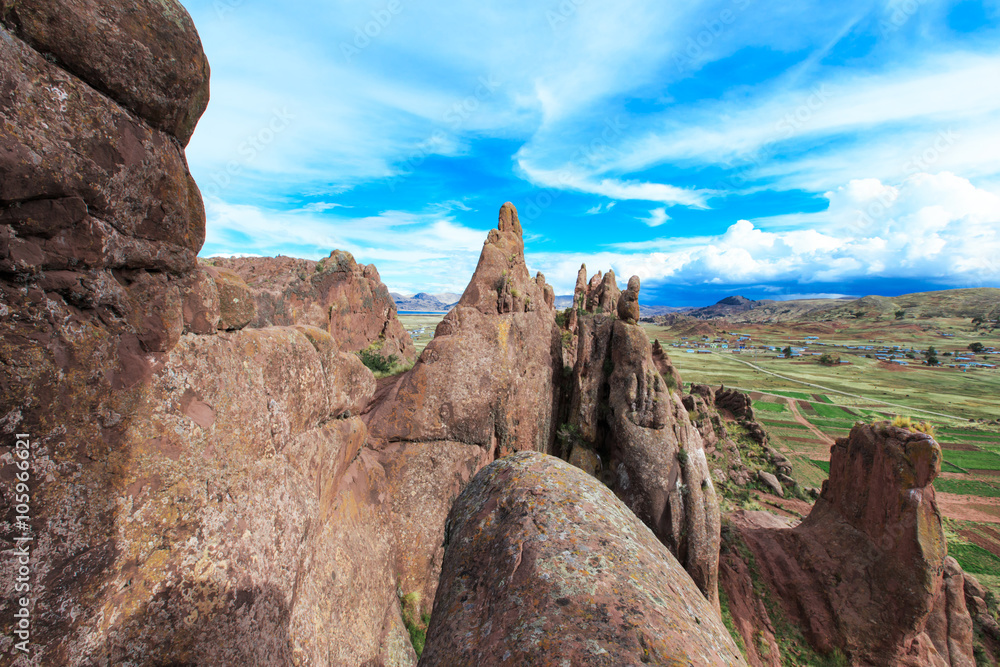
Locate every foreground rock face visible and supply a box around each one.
[421,452,746,666]
[0,0,211,145]
[719,423,974,666]
[0,4,420,664]
[210,252,416,364]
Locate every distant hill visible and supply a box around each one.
[677,288,1000,324]
[391,292,461,312]
[687,295,770,319]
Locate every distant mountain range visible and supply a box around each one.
[647,288,1000,324]
[391,292,463,311]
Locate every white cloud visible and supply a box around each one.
[524,173,1000,294]
[640,208,671,227]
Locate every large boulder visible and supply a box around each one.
[421,452,746,666]
[719,423,975,665]
[0,0,211,144]
[209,252,416,363]
[0,24,205,270]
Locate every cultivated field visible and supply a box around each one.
[642,317,1000,593]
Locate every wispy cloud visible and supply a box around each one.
[640,207,670,227]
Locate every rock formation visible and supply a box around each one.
[367,202,558,456]
[421,452,746,666]
[719,423,976,666]
[558,271,722,609]
[0,4,417,664]
[209,252,416,363]
[617,274,641,322]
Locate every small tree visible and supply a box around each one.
[924,346,939,366]
[895,310,906,320]
[969,342,985,354]
[783,346,793,358]
[818,353,840,366]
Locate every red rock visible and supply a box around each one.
[421,452,746,666]
[367,203,557,455]
[719,423,975,665]
[617,274,641,322]
[202,266,255,331]
[209,252,416,363]
[181,268,221,334]
[0,26,205,265]
[0,0,211,144]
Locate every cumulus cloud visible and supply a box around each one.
[525,173,1000,294]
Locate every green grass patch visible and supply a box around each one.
[949,542,1000,576]
[943,450,1000,471]
[933,478,1000,498]
[811,459,831,474]
[813,394,834,404]
[754,401,788,413]
[769,390,813,400]
[811,403,858,419]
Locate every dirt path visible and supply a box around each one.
[785,398,835,446]
[715,353,965,421]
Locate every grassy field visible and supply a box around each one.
[642,317,1000,422]
[398,314,447,353]
[643,317,1000,540]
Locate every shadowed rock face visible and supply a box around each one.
[208,252,416,363]
[420,452,746,666]
[720,423,975,666]
[560,273,722,609]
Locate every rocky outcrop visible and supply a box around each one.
[0,4,421,664]
[617,274,641,322]
[558,274,722,610]
[421,452,746,666]
[209,252,416,363]
[367,203,558,455]
[719,423,975,666]
[0,0,211,145]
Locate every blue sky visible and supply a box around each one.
[183,0,1000,306]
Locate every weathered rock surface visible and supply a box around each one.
[617,274,641,322]
[0,5,421,664]
[719,423,975,666]
[209,252,416,363]
[0,23,205,270]
[420,452,746,666]
[367,203,558,455]
[557,273,722,610]
[0,0,210,144]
